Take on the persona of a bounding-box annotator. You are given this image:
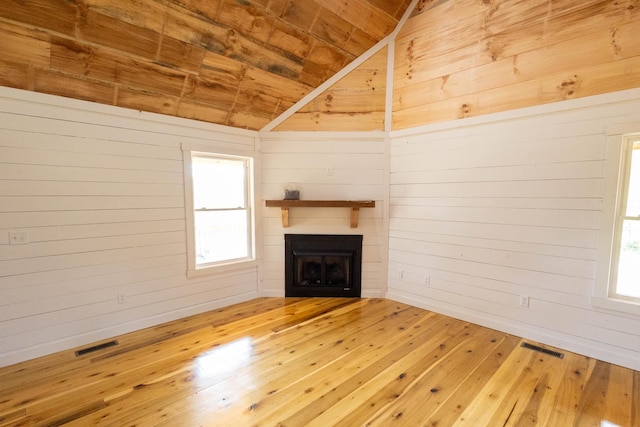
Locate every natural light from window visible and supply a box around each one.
[614,140,640,300]
[194,338,252,379]
[191,154,251,266]
[190,337,255,418]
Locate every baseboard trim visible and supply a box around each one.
[386,291,640,372]
[0,292,258,368]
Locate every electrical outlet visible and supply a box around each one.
[326,167,334,176]
[9,231,28,245]
[397,270,404,279]
[519,295,530,307]
[117,293,126,304]
[424,275,430,286]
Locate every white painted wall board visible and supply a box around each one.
[0,163,184,184]
[390,161,605,183]
[389,229,597,260]
[0,87,259,367]
[388,89,640,371]
[0,87,255,142]
[1,262,186,305]
[0,208,185,229]
[391,138,605,172]
[389,218,599,248]
[3,83,639,372]
[390,196,602,211]
[260,139,385,153]
[259,132,388,297]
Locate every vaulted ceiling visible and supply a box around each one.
[0,0,413,130]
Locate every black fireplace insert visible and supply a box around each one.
[285,234,362,297]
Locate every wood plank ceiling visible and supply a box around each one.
[0,0,412,130]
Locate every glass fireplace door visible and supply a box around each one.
[294,251,352,288]
[284,234,362,298]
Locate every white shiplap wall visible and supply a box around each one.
[388,89,640,371]
[0,88,259,367]
[259,132,389,297]
[5,84,640,372]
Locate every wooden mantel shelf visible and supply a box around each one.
[265,200,375,228]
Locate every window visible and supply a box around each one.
[610,136,640,301]
[184,150,255,275]
[594,132,640,314]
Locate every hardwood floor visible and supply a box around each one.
[0,298,638,426]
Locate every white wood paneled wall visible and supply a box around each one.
[5,84,640,372]
[0,88,259,367]
[388,89,640,371]
[259,132,389,297]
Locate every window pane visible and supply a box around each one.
[192,156,245,209]
[625,143,640,217]
[195,210,249,265]
[616,219,640,299]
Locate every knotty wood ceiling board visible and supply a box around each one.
[0,0,411,130]
[393,0,640,130]
[275,47,388,131]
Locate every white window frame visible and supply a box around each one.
[182,146,257,277]
[593,132,640,315]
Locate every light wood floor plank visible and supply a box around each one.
[67,298,394,426]
[362,325,508,426]
[0,297,637,427]
[304,320,477,427]
[263,315,468,426]
[603,364,635,426]
[153,303,435,426]
[486,349,567,427]
[544,354,594,426]
[417,335,522,427]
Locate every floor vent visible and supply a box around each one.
[521,342,564,359]
[75,340,119,357]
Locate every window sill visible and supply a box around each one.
[187,259,258,278]
[591,296,640,317]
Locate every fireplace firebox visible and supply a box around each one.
[285,234,362,297]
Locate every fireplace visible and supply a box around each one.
[285,234,362,297]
